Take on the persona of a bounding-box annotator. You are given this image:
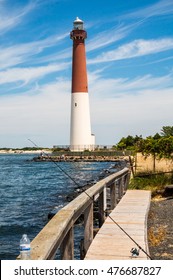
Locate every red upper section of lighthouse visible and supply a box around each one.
[70,18,88,93]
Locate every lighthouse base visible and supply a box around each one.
[70,92,95,152]
[70,140,95,152]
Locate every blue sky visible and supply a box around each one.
[0,0,173,148]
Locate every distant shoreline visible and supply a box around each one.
[0,149,52,155]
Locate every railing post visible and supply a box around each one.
[98,186,106,227]
[60,227,74,260]
[110,180,118,210]
[124,172,130,191]
[117,178,123,200]
[120,177,124,197]
[83,202,93,257]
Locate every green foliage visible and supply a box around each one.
[116,126,173,159]
[129,173,173,194]
[139,137,160,155]
[52,147,69,152]
[116,135,143,150]
[157,136,173,158]
[160,126,173,137]
[153,133,161,140]
[20,147,45,151]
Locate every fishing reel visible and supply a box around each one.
[130,247,139,258]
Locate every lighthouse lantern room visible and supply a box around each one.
[73,16,83,30]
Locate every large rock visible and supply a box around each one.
[163,185,173,197]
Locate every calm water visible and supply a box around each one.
[0,154,121,260]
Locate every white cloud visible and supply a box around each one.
[88,71,173,144]
[89,71,173,96]
[0,1,36,34]
[90,86,173,144]
[0,63,69,85]
[122,0,173,19]
[0,79,71,147]
[0,32,69,69]
[87,24,134,52]
[89,38,173,63]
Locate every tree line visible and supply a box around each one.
[115,126,173,159]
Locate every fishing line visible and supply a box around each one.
[108,215,152,259]
[28,139,82,188]
[28,139,152,259]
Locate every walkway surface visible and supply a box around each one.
[85,190,151,260]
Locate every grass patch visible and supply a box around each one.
[129,172,173,196]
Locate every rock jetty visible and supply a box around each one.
[33,154,129,163]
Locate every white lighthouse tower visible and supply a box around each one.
[70,17,95,152]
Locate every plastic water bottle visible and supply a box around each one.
[20,234,31,260]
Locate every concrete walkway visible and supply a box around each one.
[85,190,151,260]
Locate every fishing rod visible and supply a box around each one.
[27,139,152,259]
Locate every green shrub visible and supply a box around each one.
[129,173,173,195]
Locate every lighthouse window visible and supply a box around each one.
[75,103,77,107]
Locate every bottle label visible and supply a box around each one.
[20,244,30,251]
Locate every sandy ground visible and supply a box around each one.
[147,197,173,260]
[135,154,173,260]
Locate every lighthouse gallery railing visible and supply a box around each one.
[28,167,130,260]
